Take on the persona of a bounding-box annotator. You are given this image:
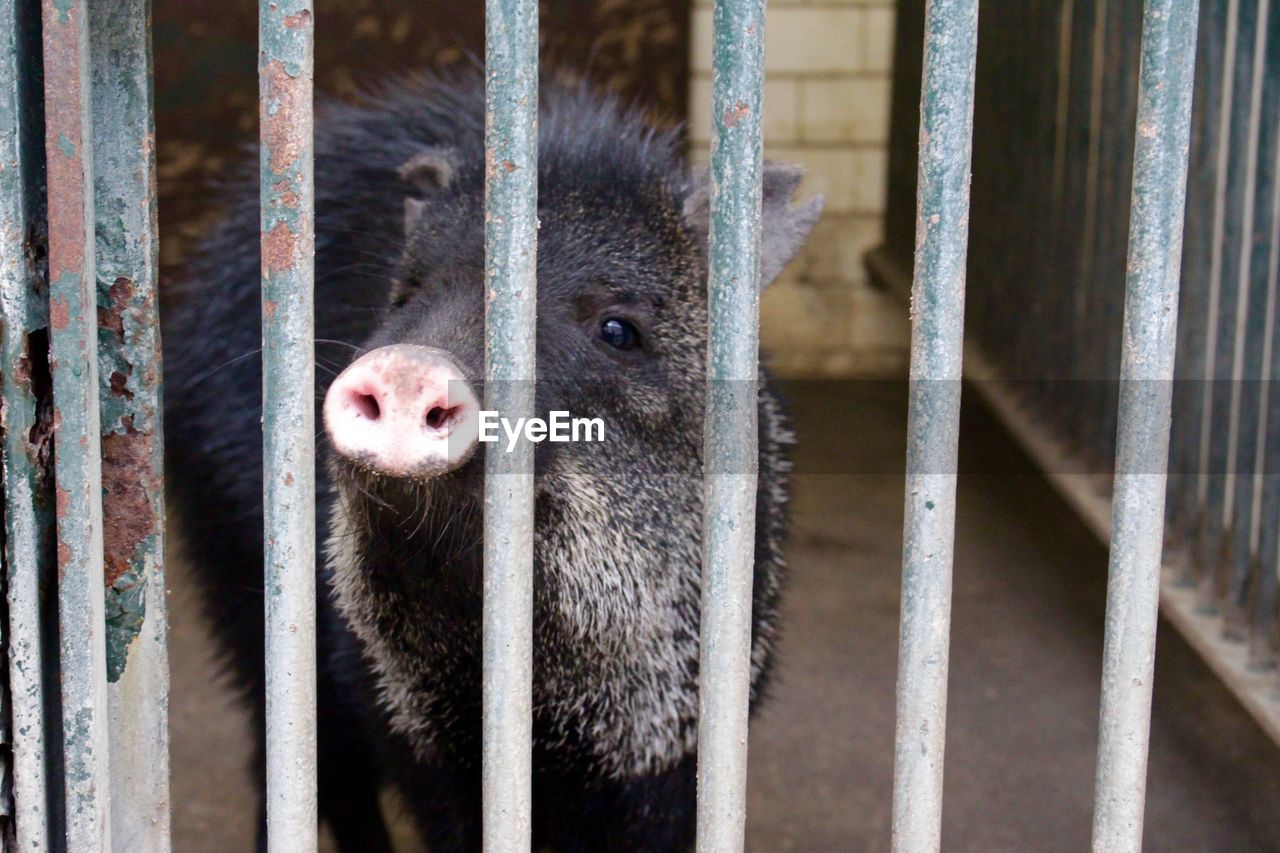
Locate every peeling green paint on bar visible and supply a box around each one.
[695,0,764,849]
[0,0,53,848]
[482,0,537,846]
[891,1,978,850]
[88,0,171,845]
[1091,2,1199,850]
[259,0,317,848]
[41,0,112,848]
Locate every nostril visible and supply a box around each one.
[425,404,460,431]
[352,392,381,421]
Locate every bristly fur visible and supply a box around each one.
[164,71,810,851]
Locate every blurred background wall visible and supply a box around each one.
[689,0,908,377]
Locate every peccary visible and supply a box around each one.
[164,74,822,850]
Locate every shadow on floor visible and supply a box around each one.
[168,381,1280,850]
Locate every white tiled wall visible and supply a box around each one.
[689,0,908,377]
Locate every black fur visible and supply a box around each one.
[164,73,812,850]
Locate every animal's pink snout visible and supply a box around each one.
[323,344,479,478]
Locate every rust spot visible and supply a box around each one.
[109,276,133,304]
[58,541,72,572]
[263,221,299,275]
[502,160,517,173]
[98,276,133,340]
[49,296,70,331]
[56,485,70,518]
[109,371,133,400]
[283,9,311,28]
[101,424,158,587]
[42,12,87,288]
[264,299,279,321]
[723,101,750,129]
[284,472,294,486]
[261,60,312,175]
[271,180,298,208]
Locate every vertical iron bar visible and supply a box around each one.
[1090,1,1199,849]
[41,0,111,847]
[259,1,317,848]
[1248,1,1280,669]
[1095,0,1144,473]
[482,0,537,847]
[1075,0,1109,462]
[1166,0,1230,565]
[0,0,51,847]
[88,0,171,845]
[1051,0,1099,438]
[1195,0,1246,613]
[891,0,979,850]
[1222,0,1272,638]
[695,0,764,848]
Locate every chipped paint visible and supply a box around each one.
[259,1,318,849]
[86,0,173,840]
[0,1,54,846]
[41,0,113,848]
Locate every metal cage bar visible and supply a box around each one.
[1228,0,1277,649]
[1193,0,1244,611]
[0,0,51,848]
[482,0,538,847]
[88,0,172,846]
[259,1,318,848]
[890,1,979,850]
[1090,1,1199,849]
[41,0,113,847]
[695,0,765,849]
[1248,1,1280,670]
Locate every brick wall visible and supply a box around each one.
[688,0,908,377]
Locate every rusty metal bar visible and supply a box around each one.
[41,0,112,848]
[891,1,979,850]
[1090,0,1199,849]
[0,0,53,847]
[695,0,765,848]
[259,0,317,848]
[482,0,538,846]
[88,0,171,847]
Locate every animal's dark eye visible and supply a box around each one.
[599,317,641,351]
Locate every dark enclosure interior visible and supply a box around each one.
[152,0,691,281]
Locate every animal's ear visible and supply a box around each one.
[681,161,825,288]
[398,148,457,234]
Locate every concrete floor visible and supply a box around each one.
[169,382,1280,850]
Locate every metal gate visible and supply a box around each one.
[0,0,1200,851]
[873,0,1280,800]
